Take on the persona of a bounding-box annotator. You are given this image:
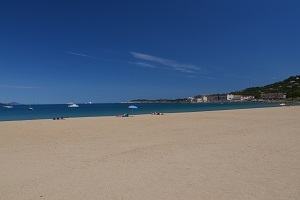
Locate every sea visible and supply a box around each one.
[0,102,282,122]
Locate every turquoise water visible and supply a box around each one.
[0,103,279,121]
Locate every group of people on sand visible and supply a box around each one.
[116,112,164,117]
[116,113,129,118]
[151,112,163,115]
[53,117,65,120]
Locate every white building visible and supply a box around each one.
[227,94,242,101]
[227,94,234,101]
[196,96,208,103]
[241,95,255,101]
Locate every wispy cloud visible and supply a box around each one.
[185,75,217,79]
[200,75,217,80]
[64,51,98,59]
[186,75,197,78]
[0,85,40,89]
[130,52,200,73]
[128,62,157,68]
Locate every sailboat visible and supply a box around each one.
[68,102,79,108]
[28,105,34,110]
[3,104,13,109]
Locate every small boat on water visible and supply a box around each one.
[279,103,286,106]
[68,103,79,108]
[3,105,13,109]
[28,107,34,110]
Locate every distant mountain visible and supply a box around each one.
[0,102,22,105]
[233,75,300,98]
[9,102,22,105]
[131,75,300,103]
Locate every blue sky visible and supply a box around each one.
[1,0,299,104]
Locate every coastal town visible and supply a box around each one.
[130,92,288,104]
[190,93,286,103]
[131,75,300,104]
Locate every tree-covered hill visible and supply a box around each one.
[233,75,300,98]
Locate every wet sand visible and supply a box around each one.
[1,106,299,199]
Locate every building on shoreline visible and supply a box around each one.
[131,92,287,104]
[192,92,289,103]
[192,94,255,103]
[261,93,286,99]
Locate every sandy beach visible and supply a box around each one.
[0,106,299,200]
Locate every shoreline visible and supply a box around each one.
[1,106,299,199]
[1,103,297,122]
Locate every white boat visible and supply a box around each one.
[68,103,79,108]
[279,103,286,106]
[3,105,13,109]
[27,105,34,110]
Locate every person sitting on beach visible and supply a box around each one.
[151,112,163,115]
[53,117,65,120]
[116,113,129,118]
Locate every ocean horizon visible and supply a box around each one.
[0,102,285,122]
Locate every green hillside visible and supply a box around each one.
[233,75,300,98]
